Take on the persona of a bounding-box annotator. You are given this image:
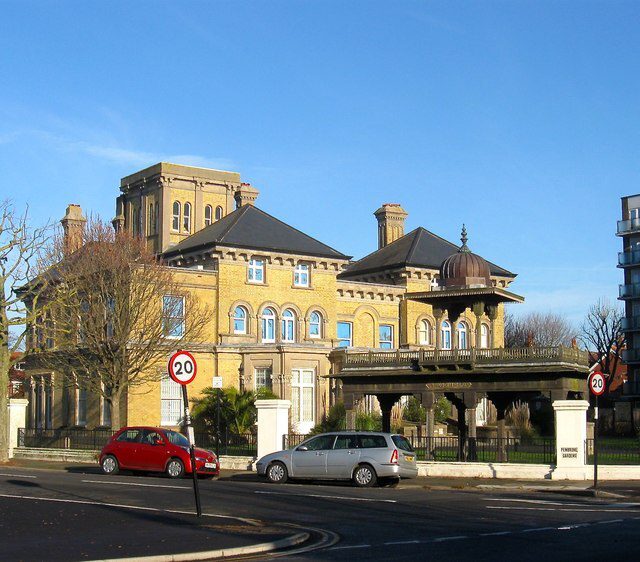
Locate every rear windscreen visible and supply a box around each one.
[392,435,414,452]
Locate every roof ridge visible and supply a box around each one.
[218,204,250,243]
[405,228,424,263]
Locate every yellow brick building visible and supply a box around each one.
[26,163,516,434]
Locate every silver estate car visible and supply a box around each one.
[256,431,418,487]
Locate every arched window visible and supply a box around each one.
[233,306,247,334]
[261,308,276,343]
[441,321,452,350]
[309,311,322,338]
[419,319,431,345]
[172,201,181,231]
[204,205,213,226]
[457,322,468,349]
[281,309,296,343]
[183,202,191,232]
[148,203,154,234]
[480,324,489,348]
[215,206,224,221]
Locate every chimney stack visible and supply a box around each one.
[374,203,408,249]
[234,183,259,208]
[60,204,86,254]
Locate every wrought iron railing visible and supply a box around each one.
[282,433,556,464]
[586,438,640,465]
[17,428,257,456]
[337,346,588,370]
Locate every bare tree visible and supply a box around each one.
[0,201,52,461]
[33,218,210,429]
[579,298,625,377]
[504,311,575,348]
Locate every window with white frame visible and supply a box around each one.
[172,201,180,231]
[254,367,272,391]
[309,311,322,338]
[215,206,223,220]
[379,325,393,349]
[161,374,182,425]
[294,263,309,287]
[480,324,489,348]
[248,259,264,283]
[183,202,192,232]
[233,306,247,334]
[441,321,452,350]
[204,205,213,226]
[337,322,352,347]
[419,319,431,345]
[281,309,296,342]
[457,322,469,349]
[105,296,115,338]
[291,369,315,432]
[261,307,276,343]
[162,295,185,338]
[76,387,87,426]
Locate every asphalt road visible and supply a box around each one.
[1,465,640,561]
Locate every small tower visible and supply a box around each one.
[60,204,86,255]
[374,203,408,249]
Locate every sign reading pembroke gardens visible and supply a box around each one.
[561,447,578,459]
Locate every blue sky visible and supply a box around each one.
[0,1,634,326]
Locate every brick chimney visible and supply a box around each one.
[60,204,86,254]
[374,203,408,249]
[234,183,259,208]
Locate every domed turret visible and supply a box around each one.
[439,225,491,288]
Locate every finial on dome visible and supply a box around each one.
[460,224,469,252]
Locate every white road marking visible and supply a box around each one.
[521,527,556,533]
[384,540,421,545]
[0,493,256,524]
[82,479,189,490]
[254,490,397,503]
[595,519,623,524]
[432,536,467,542]
[479,531,512,537]
[328,544,371,550]
[0,473,37,479]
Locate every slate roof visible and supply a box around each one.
[162,205,351,260]
[339,227,515,279]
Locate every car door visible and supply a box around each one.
[113,428,143,469]
[291,434,336,478]
[326,434,360,479]
[138,429,170,471]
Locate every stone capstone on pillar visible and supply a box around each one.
[256,399,291,460]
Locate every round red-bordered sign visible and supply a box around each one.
[589,372,606,396]
[168,350,197,385]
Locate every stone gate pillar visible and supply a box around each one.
[8,398,28,458]
[256,399,291,459]
[552,400,590,480]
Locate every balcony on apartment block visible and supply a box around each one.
[622,348,640,364]
[618,250,640,267]
[619,284,640,299]
[617,218,640,236]
[622,316,640,332]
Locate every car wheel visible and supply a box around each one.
[266,461,288,484]
[353,464,377,488]
[101,455,119,476]
[166,458,185,479]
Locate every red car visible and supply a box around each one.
[99,426,219,479]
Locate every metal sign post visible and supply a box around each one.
[589,371,606,492]
[168,350,201,518]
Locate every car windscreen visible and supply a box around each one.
[392,435,414,452]
[165,430,189,448]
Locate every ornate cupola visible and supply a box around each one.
[439,225,492,289]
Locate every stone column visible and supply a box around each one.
[472,302,485,349]
[8,398,29,458]
[378,394,399,433]
[486,305,499,348]
[552,400,590,480]
[433,308,444,350]
[256,399,291,459]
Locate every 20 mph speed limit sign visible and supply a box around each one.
[589,372,606,396]
[168,350,197,385]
